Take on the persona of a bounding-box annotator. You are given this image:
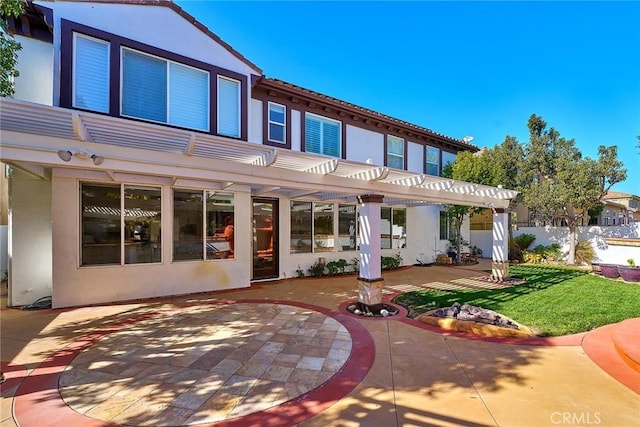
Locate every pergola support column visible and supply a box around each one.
[492,208,509,281]
[356,194,384,309]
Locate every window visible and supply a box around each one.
[305,113,341,157]
[81,183,161,266]
[121,48,209,131]
[439,211,457,240]
[338,204,357,251]
[291,201,312,253]
[173,190,234,261]
[387,135,404,169]
[314,203,334,252]
[426,146,440,176]
[73,33,110,113]
[381,207,407,249]
[442,151,457,170]
[268,102,286,143]
[218,76,241,137]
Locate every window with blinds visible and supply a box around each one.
[387,135,404,169]
[73,33,110,113]
[217,76,241,137]
[121,48,209,131]
[305,113,341,157]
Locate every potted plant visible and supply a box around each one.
[618,259,640,282]
[600,264,620,279]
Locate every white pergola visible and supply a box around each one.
[0,98,515,300]
[0,99,516,208]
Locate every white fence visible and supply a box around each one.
[471,223,640,265]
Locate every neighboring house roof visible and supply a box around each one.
[603,190,640,200]
[22,0,262,74]
[257,77,476,151]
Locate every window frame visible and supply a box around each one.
[386,135,405,170]
[426,145,441,176]
[61,19,248,138]
[80,182,162,267]
[303,112,342,158]
[267,101,286,144]
[217,75,241,138]
[72,32,110,113]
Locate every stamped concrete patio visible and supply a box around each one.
[1,260,638,426]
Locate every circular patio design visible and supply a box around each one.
[14,300,374,426]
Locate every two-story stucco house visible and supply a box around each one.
[0,0,516,308]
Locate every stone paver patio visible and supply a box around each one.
[1,260,638,426]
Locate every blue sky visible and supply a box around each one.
[175,1,640,194]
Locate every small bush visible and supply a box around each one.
[326,259,348,275]
[574,240,597,266]
[382,252,403,270]
[350,257,360,274]
[514,233,536,251]
[524,244,563,264]
[295,265,305,278]
[308,261,326,277]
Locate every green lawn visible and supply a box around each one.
[393,265,640,336]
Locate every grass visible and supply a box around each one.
[393,265,640,337]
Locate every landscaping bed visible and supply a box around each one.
[393,265,640,337]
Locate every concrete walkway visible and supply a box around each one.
[1,261,638,426]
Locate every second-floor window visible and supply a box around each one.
[66,24,247,138]
[122,48,209,131]
[426,146,440,176]
[73,33,110,113]
[387,135,404,169]
[305,113,341,157]
[268,102,286,143]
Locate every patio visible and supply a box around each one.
[1,260,638,426]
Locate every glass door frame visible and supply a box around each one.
[252,198,279,280]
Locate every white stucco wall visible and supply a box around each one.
[0,226,7,277]
[14,36,54,106]
[407,141,424,173]
[8,169,52,307]
[345,125,384,165]
[291,110,301,152]
[51,169,252,308]
[471,224,640,265]
[249,99,262,144]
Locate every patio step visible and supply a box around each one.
[612,318,640,374]
[582,320,640,394]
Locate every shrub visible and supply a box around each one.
[574,240,597,266]
[514,233,536,251]
[524,244,563,264]
[382,252,403,270]
[350,257,360,274]
[308,261,326,277]
[326,259,348,275]
[295,265,305,278]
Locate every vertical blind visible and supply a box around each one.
[217,76,240,137]
[74,34,110,113]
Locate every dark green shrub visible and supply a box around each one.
[308,261,326,277]
[514,233,536,251]
[382,252,403,270]
[326,259,348,275]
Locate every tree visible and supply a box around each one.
[0,0,24,97]
[520,114,626,265]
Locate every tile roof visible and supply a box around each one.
[259,77,478,150]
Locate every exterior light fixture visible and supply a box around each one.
[57,149,104,165]
[57,150,73,162]
[462,136,474,144]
